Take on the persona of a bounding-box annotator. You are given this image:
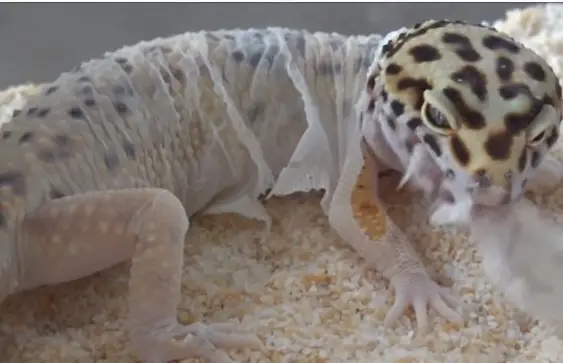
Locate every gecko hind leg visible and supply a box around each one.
[21,188,264,363]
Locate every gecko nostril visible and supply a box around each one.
[473,168,491,189]
[504,170,514,182]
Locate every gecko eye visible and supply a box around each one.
[422,103,452,134]
[528,130,547,147]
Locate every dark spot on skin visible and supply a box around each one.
[385,63,402,75]
[1,131,11,139]
[232,50,245,62]
[524,61,547,82]
[367,74,376,91]
[0,171,26,195]
[104,151,120,171]
[45,85,58,95]
[36,108,50,118]
[407,117,422,130]
[546,127,559,148]
[443,87,486,129]
[390,100,404,116]
[248,52,263,68]
[18,132,33,144]
[123,140,136,160]
[518,148,527,172]
[329,39,343,51]
[450,134,471,166]
[504,112,536,134]
[396,77,432,109]
[451,65,488,101]
[381,41,393,56]
[456,48,482,62]
[409,44,441,63]
[12,110,21,118]
[248,104,265,126]
[50,187,65,199]
[386,116,396,131]
[381,89,388,102]
[81,85,93,95]
[36,134,75,162]
[442,32,471,44]
[422,133,442,156]
[441,32,481,62]
[367,99,375,113]
[498,83,529,100]
[382,19,453,59]
[483,35,520,53]
[160,71,171,85]
[27,107,37,116]
[68,107,85,119]
[171,68,185,84]
[485,131,513,160]
[36,150,56,163]
[445,169,455,180]
[77,75,91,83]
[53,134,72,148]
[530,150,541,168]
[115,58,133,74]
[114,102,128,115]
[84,98,96,107]
[496,56,514,81]
[115,57,128,65]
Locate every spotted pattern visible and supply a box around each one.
[450,135,470,167]
[450,65,488,101]
[370,19,562,199]
[484,131,513,160]
[409,44,441,63]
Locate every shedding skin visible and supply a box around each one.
[2,20,560,363]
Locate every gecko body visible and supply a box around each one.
[0,22,560,363]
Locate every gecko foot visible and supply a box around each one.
[385,271,463,334]
[133,321,266,363]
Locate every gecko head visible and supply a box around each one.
[361,19,562,209]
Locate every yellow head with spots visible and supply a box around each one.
[365,19,562,206]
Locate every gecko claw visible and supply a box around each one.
[384,271,463,334]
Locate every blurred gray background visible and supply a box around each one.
[0,3,533,89]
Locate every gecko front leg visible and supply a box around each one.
[20,188,264,363]
[330,139,462,333]
[363,142,463,331]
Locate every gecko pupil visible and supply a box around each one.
[426,104,450,129]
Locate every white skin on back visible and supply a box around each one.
[1,21,563,363]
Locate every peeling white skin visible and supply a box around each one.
[0,27,464,363]
[469,198,563,329]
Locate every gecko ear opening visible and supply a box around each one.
[528,103,558,147]
[421,89,459,135]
